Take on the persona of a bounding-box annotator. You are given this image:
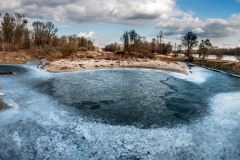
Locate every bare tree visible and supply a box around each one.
[162,42,172,55]
[198,39,213,60]
[1,13,15,43]
[120,30,129,53]
[216,49,224,60]
[22,28,30,49]
[104,42,119,52]
[129,29,138,52]
[45,22,58,45]
[177,44,183,54]
[151,38,157,54]
[77,36,94,50]
[182,31,198,61]
[13,13,28,48]
[1,13,29,51]
[157,30,163,54]
[32,21,46,47]
[78,36,88,48]
[32,21,58,47]
[235,47,240,61]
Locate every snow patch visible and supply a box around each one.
[170,64,212,84]
[8,103,19,109]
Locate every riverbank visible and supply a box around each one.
[156,55,240,76]
[43,59,187,74]
[193,60,240,75]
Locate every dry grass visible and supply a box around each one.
[42,50,159,62]
[46,54,63,61]
[194,59,240,74]
[0,50,36,64]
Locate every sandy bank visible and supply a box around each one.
[43,59,187,74]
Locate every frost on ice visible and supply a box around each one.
[0,63,240,159]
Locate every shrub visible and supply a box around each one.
[61,43,76,57]
[86,55,94,58]
[79,47,87,51]
[115,51,125,55]
[0,43,18,52]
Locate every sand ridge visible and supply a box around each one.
[43,59,187,74]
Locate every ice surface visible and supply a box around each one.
[0,62,240,159]
[170,63,213,84]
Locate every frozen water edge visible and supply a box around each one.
[0,63,240,159]
[170,62,213,84]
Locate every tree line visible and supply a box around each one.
[180,31,240,61]
[104,29,172,57]
[180,31,214,61]
[105,30,240,61]
[0,13,95,57]
[104,30,205,60]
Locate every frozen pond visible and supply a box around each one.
[0,62,240,159]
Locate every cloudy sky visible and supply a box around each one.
[1,0,240,47]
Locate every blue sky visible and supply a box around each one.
[178,0,240,19]
[1,0,240,47]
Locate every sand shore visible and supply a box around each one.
[43,59,187,74]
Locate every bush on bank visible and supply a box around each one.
[194,60,240,75]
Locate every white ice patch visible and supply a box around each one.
[210,92,240,128]
[8,103,19,109]
[170,64,212,84]
[12,131,22,148]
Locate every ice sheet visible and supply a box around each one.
[0,63,240,159]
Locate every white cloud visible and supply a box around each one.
[78,31,98,38]
[58,25,70,28]
[192,28,205,33]
[222,41,240,48]
[223,42,231,46]
[155,13,240,39]
[0,0,181,25]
